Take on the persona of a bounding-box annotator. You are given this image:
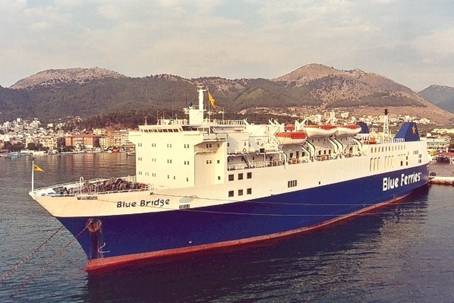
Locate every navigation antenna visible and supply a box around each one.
[383,108,389,142]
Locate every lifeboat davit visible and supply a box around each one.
[275,131,307,144]
[336,124,361,136]
[304,125,337,137]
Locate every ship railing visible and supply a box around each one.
[45,187,151,198]
[227,159,285,170]
[203,133,228,141]
[211,119,246,126]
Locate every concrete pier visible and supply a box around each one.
[430,176,454,186]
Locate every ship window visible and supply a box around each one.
[288,180,297,188]
[152,173,156,177]
[247,188,252,195]
[238,173,243,180]
[318,150,322,155]
[167,174,170,179]
[218,176,221,180]
[228,190,234,197]
[238,189,243,196]
[228,174,234,181]
[206,160,212,164]
[217,160,220,164]
[247,172,252,179]
[138,143,142,147]
[400,161,403,166]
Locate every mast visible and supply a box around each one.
[31,158,35,193]
[383,108,389,142]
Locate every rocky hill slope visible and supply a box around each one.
[419,85,454,113]
[11,67,125,89]
[1,65,453,124]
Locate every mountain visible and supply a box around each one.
[419,85,454,113]
[1,64,453,124]
[11,67,125,90]
[274,63,419,107]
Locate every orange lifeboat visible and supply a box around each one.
[275,131,307,144]
[304,124,337,137]
[335,124,361,136]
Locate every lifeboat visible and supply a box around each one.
[304,125,337,137]
[335,124,361,136]
[285,124,295,132]
[275,131,307,144]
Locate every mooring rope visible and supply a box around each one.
[0,226,64,285]
[10,224,89,299]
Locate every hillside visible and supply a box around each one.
[274,63,420,108]
[1,65,453,124]
[419,85,454,113]
[11,67,125,90]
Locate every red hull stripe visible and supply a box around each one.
[86,193,410,272]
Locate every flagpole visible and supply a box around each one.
[31,157,35,193]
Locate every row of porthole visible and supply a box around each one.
[371,145,405,153]
[228,172,252,181]
[228,188,252,197]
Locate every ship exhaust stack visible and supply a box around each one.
[185,86,206,125]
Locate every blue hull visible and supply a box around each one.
[58,164,429,270]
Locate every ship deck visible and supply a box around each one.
[34,176,150,197]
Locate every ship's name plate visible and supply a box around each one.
[116,199,170,208]
[382,172,422,192]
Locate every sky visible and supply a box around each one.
[1,0,454,91]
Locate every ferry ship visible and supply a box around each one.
[29,88,430,271]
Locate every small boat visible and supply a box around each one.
[275,131,307,144]
[335,124,361,136]
[304,125,337,137]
